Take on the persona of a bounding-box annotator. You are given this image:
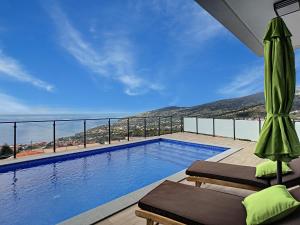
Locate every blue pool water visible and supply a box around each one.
[0,138,228,225]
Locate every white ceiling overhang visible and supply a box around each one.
[195,0,300,56]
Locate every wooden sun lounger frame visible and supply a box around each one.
[186,176,261,191]
[136,209,185,225]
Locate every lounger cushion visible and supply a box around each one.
[138,180,246,225]
[242,185,300,225]
[139,181,300,225]
[255,160,292,178]
[186,160,270,188]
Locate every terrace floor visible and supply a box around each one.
[96,132,265,225]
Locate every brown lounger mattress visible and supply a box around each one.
[186,160,270,189]
[138,180,300,225]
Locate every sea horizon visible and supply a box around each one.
[0,112,132,121]
[0,113,131,145]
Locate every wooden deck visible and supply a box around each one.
[96,132,264,225]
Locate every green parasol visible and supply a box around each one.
[255,17,300,184]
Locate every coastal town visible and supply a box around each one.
[0,116,182,159]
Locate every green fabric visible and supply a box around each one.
[242,185,300,225]
[255,17,300,162]
[255,160,292,178]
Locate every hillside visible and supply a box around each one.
[135,92,265,119]
[58,91,300,145]
[136,91,300,119]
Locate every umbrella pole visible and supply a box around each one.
[277,160,282,184]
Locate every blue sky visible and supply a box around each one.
[0,0,299,114]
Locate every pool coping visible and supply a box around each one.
[0,137,242,225]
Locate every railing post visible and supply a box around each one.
[13,122,17,159]
[233,118,236,140]
[108,118,111,144]
[83,120,86,148]
[181,116,183,132]
[127,118,130,141]
[170,116,173,134]
[212,118,215,137]
[53,120,56,152]
[144,118,147,138]
[158,117,161,136]
[196,116,198,134]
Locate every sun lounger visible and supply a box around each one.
[185,158,300,190]
[136,180,300,225]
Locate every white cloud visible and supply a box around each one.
[136,0,225,45]
[0,93,34,114]
[47,3,163,96]
[172,2,224,44]
[0,92,100,114]
[0,51,54,91]
[0,92,62,114]
[218,50,300,97]
[218,64,264,97]
[219,51,300,98]
[125,0,227,82]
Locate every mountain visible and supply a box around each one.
[136,91,300,119]
[135,92,265,119]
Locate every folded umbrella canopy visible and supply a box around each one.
[255,17,300,184]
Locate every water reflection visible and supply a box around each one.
[82,157,88,182]
[50,163,58,187]
[106,152,111,161]
[12,170,18,201]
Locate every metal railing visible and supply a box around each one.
[0,116,184,159]
[183,116,300,142]
[183,116,262,141]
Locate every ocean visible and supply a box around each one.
[0,113,129,145]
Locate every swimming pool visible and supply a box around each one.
[0,138,228,225]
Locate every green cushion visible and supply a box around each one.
[242,185,300,225]
[255,160,292,178]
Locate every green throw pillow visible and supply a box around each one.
[242,185,300,225]
[255,160,292,178]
